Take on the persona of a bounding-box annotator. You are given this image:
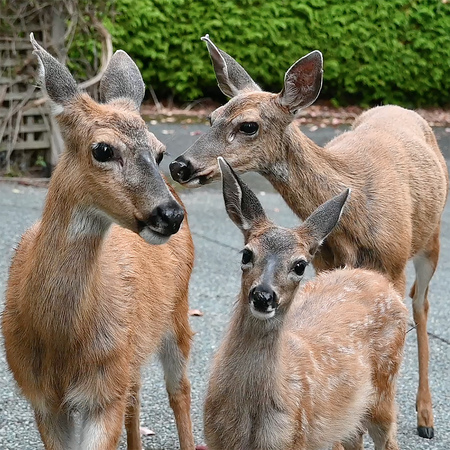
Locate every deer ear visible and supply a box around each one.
[99,50,145,110]
[278,50,323,114]
[201,34,261,98]
[218,157,267,236]
[301,188,350,254]
[30,33,79,115]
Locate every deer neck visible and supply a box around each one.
[25,154,112,337]
[260,124,344,221]
[222,297,289,402]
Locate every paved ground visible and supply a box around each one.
[0,124,449,449]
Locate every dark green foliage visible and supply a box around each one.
[73,0,450,107]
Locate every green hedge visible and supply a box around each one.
[75,0,450,107]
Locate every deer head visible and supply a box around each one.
[218,157,349,320]
[170,35,323,186]
[31,33,184,244]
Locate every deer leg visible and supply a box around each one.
[80,399,127,450]
[125,380,142,450]
[341,432,364,450]
[159,301,195,450]
[367,380,399,450]
[367,421,398,450]
[410,231,439,439]
[34,409,76,450]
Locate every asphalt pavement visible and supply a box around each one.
[0,124,449,449]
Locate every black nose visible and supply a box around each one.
[249,286,278,312]
[147,201,185,236]
[169,157,193,183]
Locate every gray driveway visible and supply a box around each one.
[0,124,449,449]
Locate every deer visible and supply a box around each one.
[1,34,197,450]
[169,35,449,439]
[203,157,409,450]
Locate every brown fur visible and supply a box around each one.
[2,95,195,449]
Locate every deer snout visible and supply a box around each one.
[170,157,194,183]
[146,200,185,236]
[249,286,278,318]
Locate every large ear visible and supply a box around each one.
[301,188,350,253]
[278,50,323,114]
[218,157,267,236]
[99,50,145,110]
[201,34,261,98]
[30,33,79,114]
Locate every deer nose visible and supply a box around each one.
[169,157,193,183]
[147,201,185,236]
[249,286,278,312]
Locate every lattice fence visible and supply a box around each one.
[0,1,112,176]
[0,33,58,175]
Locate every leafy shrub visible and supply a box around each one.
[73,0,450,107]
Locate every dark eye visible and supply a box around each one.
[239,122,258,135]
[293,260,308,277]
[155,152,164,165]
[92,142,115,162]
[241,248,253,265]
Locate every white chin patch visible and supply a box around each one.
[250,304,276,320]
[184,178,201,188]
[139,227,170,245]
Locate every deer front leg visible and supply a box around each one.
[34,408,76,450]
[341,433,364,450]
[80,399,127,450]
[159,313,195,450]
[125,380,142,450]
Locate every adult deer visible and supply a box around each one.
[170,35,448,438]
[203,157,408,450]
[2,35,196,450]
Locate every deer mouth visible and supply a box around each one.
[250,303,277,320]
[136,219,171,245]
[183,168,217,187]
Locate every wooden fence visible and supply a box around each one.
[0,34,60,175]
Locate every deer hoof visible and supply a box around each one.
[418,426,434,439]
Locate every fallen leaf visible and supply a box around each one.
[189,309,204,317]
[162,129,174,135]
[190,130,203,136]
[12,189,22,194]
[140,426,155,436]
[195,446,208,450]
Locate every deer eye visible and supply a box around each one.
[239,122,258,135]
[241,248,254,266]
[292,260,308,277]
[92,142,115,162]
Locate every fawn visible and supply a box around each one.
[170,35,448,438]
[2,35,195,449]
[203,157,408,450]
